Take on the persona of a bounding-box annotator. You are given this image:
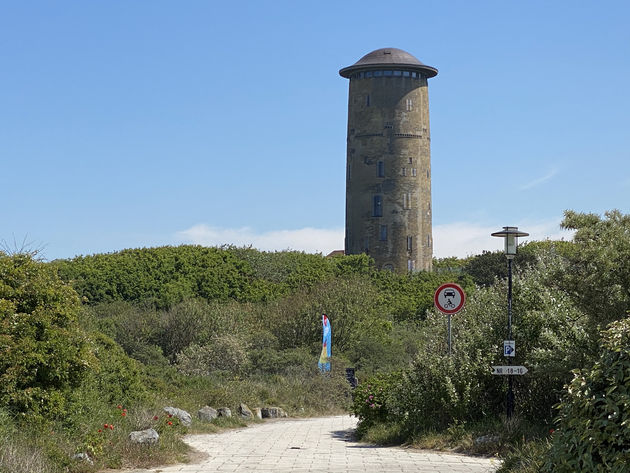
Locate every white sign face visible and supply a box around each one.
[491,366,528,375]
[503,340,516,357]
[434,283,466,314]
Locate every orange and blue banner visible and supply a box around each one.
[318,314,331,372]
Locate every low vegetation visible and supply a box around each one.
[1,209,628,472]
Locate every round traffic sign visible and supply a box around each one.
[434,283,466,314]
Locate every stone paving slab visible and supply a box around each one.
[121,416,500,473]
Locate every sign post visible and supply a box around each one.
[434,283,466,355]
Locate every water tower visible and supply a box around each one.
[340,48,437,272]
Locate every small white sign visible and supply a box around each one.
[503,340,516,357]
[492,366,528,375]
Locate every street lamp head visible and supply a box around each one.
[491,226,529,259]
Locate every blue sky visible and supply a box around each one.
[2,1,629,260]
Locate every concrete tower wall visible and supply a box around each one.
[341,50,436,273]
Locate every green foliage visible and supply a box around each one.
[371,270,473,321]
[560,209,630,326]
[176,335,249,376]
[269,276,390,354]
[543,317,630,472]
[0,253,92,419]
[462,249,536,287]
[54,245,256,308]
[351,372,401,436]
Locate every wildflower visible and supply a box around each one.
[167,421,173,426]
[104,424,109,429]
[117,405,122,409]
[168,414,173,418]
[370,403,375,408]
[98,429,102,433]
[153,416,159,420]
[109,424,114,430]
[121,412,127,417]
[368,395,374,400]
[549,429,555,434]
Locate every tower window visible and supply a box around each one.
[373,195,383,217]
[403,193,411,209]
[365,71,373,78]
[427,235,431,246]
[412,168,417,177]
[406,99,413,111]
[403,71,410,77]
[377,161,384,177]
[407,259,415,272]
[407,236,413,251]
[366,94,370,107]
[379,225,388,241]
[401,167,407,176]
[427,169,430,179]
[408,157,413,164]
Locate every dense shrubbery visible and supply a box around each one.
[4,209,630,472]
[543,318,630,472]
[0,253,91,419]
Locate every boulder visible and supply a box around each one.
[252,407,263,419]
[129,428,159,445]
[72,453,93,465]
[238,402,253,418]
[217,407,232,417]
[261,407,288,418]
[163,406,192,427]
[198,406,218,422]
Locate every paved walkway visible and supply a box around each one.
[125,416,500,473]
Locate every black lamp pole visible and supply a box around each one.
[491,226,528,420]
[506,257,514,418]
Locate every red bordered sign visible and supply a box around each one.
[434,283,466,314]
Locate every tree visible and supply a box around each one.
[0,253,91,417]
[560,209,630,327]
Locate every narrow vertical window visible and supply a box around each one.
[347,162,352,181]
[364,237,369,253]
[411,168,417,177]
[406,98,413,111]
[401,167,407,176]
[403,193,411,209]
[407,236,413,251]
[427,235,431,246]
[407,259,415,271]
[379,225,388,241]
[408,157,413,164]
[377,161,384,177]
[366,94,370,107]
[373,195,383,217]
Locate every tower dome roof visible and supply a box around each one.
[339,47,437,78]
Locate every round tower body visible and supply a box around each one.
[340,48,437,273]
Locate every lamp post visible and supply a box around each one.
[491,226,529,419]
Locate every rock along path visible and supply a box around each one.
[124,416,500,473]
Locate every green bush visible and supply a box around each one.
[0,253,92,419]
[351,372,401,436]
[543,317,630,472]
[175,335,249,376]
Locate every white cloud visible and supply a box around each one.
[176,224,344,255]
[433,218,574,258]
[176,218,574,260]
[519,168,559,190]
